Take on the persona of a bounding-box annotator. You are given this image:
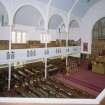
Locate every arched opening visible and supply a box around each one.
[13,5,44,28]
[67,20,81,75]
[68,20,81,46]
[69,20,79,28]
[48,14,66,47]
[92,17,105,55]
[92,17,105,56]
[92,17,105,74]
[48,14,64,30]
[47,14,66,74]
[12,5,45,49]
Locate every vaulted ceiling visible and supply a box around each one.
[51,0,75,12]
[36,0,100,17]
[39,0,100,29]
[72,0,100,17]
[13,6,44,27]
[0,0,101,28]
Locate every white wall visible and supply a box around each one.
[14,25,65,41]
[0,0,70,43]
[0,0,48,26]
[14,6,44,28]
[48,29,58,41]
[69,28,80,41]
[80,0,105,54]
[2,0,104,52]
[0,26,10,40]
[13,25,42,41]
[48,7,67,30]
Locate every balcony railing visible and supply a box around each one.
[0,46,80,64]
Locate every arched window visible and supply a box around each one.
[92,17,105,55]
[68,20,80,46]
[69,20,79,28]
[48,14,66,47]
[48,14,64,30]
[93,17,105,40]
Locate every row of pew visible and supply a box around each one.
[0,58,94,98]
[10,61,74,98]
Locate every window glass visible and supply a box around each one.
[12,31,16,43]
[22,32,26,43]
[11,31,26,43]
[17,32,21,43]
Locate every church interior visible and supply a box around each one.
[0,0,105,104]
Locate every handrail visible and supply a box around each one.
[97,89,105,104]
[0,46,81,65]
[0,89,105,104]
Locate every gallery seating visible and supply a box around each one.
[0,60,94,98]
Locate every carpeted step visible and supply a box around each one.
[65,76,102,92]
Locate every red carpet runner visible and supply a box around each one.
[55,69,105,96]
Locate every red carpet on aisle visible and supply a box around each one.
[55,69,105,96]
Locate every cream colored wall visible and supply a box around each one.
[0,0,105,53]
[80,0,105,54]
